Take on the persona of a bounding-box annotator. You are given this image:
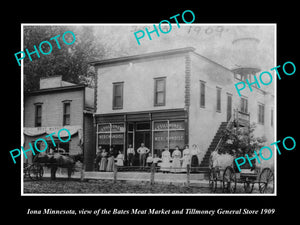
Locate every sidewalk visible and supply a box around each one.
[42,170,210,188]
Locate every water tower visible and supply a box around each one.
[231,37,261,82]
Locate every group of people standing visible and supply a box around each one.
[94,144,201,173]
[127,143,151,167]
[159,144,200,173]
[94,146,125,172]
[94,143,151,171]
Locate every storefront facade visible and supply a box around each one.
[95,109,188,161]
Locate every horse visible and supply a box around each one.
[33,152,83,180]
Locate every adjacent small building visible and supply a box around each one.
[23,76,95,171]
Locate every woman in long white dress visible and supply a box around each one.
[159,147,171,173]
[115,151,124,166]
[181,145,191,172]
[171,146,182,173]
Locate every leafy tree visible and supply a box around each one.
[218,123,266,159]
[23,26,103,91]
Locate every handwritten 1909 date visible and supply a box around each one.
[131,25,229,38]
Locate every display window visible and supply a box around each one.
[152,120,185,156]
[97,123,125,156]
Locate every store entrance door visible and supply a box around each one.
[135,131,150,150]
[134,122,151,150]
[127,122,151,166]
[127,122,151,150]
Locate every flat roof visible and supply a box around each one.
[89,47,196,66]
[25,84,86,96]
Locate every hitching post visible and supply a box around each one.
[113,164,118,183]
[80,144,85,182]
[80,163,85,182]
[186,164,190,187]
[150,163,155,185]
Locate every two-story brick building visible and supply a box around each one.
[90,47,275,169]
[23,76,95,171]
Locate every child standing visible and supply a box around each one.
[127,144,135,166]
[146,153,154,167]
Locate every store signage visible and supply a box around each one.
[98,133,124,145]
[98,123,125,132]
[154,121,184,130]
[99,134,110,140]
[98,134,124,139]
[154,135,184,142]
[111,124,125,132]
[111,134,124,139]
[169,122,185,130]
[98,124,110,132]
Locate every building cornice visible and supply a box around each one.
[89,47,196,67]
[25,84,86,96]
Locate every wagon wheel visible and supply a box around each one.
[243,180,254,193]
[29,164,44,181]
[223,166,236,193]
[23,163,30,179]
[209,168,217,193]
[259,168,274,193]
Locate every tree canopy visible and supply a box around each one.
[218,123,267,158]
[23,26,103,91]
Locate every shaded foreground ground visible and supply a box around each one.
[23,178,209,194]
[23,178,262,194]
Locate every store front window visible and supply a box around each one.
[97,123,125,156]
[152,120,185,156]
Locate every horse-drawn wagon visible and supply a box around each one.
[23,152,83,180]
[208,151,274,193]
[23,162,44,180]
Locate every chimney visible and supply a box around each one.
[40,76,62,89]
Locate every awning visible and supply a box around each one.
[23,125,82,138]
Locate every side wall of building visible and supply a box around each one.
[234,84,275,168]
[189,53,237,162]
[236,86,275,147]
[189,53,275,167]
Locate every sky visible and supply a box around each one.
[93,24,275,71]
[91,24,275,93]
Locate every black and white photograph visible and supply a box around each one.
[21,24,276,195]
[4,5,298,221]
